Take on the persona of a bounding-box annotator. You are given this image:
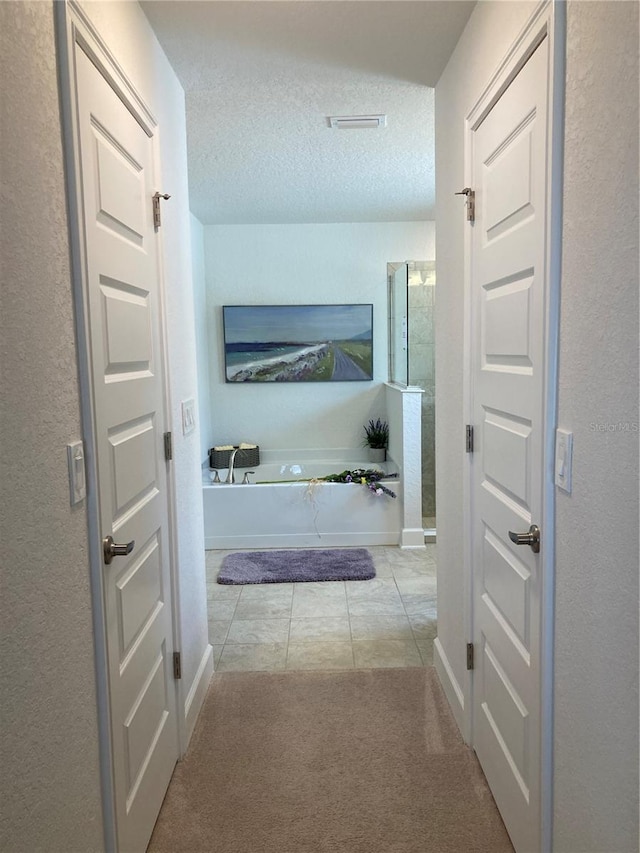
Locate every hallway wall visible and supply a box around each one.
[1,2,212,849]
[0,3,104,850]
[203,222,434,454]
[553,2,639,848]
[435,2,639,850]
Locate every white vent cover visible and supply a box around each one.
[329,114,387,129]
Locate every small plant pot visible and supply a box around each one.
[367,447,386,464]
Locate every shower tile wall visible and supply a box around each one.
[408,279,436,518]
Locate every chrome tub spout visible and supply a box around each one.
[225,448,239,484]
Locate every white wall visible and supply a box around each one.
[191,214,212,464]
[553,2,639,850]
[203,222,434,452]
[78,0,212,745]
[434,0,537,725]
[435,1,639,850]
[0,2,211,849]
[0,3,104,850]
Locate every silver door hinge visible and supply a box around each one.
[466,643,474,671]
[164,431,173,461]
[173,652,182,680]
[465,425,474,453]
[152,192,171,229]
[455,187,475,222]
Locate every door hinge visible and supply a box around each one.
[152,192,171,229]
[173,652,182,680]
[465,424,474,453]
[455,187,475,222]
[466,643,474,671]
[164,431,173,461]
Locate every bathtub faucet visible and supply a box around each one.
[225,448,239,484]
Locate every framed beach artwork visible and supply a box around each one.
[222,304,374,382]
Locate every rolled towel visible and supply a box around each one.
[239,442,257,449]
[213,444,234,451]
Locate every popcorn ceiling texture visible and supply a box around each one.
[0,3,103,851]
[141,0,477,225]
[553,2,639,849]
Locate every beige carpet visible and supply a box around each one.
[149,667,513,853]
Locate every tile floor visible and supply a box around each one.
[206,544,437,672]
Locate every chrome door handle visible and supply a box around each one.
[508,524,540,554]
[103,535,135,565]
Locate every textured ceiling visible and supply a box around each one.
[142,1,476,224]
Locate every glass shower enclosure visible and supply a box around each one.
[388,261,436,531]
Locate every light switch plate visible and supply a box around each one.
[181,398,196,436]
[555,428,573,493]
[67,440,86,505]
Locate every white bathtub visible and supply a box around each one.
[202,455,402,550]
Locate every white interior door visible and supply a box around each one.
[470,38,550,853]
[75,46,179,852]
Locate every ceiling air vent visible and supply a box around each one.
[328,114,387,130]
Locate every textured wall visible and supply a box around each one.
[191,214,212,464]
[203,222,434,451]
[434,0,537,713]
[553,2,639,850]
[0,3,104,851]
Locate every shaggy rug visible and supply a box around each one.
[217,547,375,584]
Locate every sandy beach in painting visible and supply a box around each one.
[226,343,330,382]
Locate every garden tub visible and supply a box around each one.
[202,455,402,550]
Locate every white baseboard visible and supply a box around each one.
[400,527,426,548]
[434,637,468,741]
[183,643,214,749]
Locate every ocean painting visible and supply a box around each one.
[223,304,374,382]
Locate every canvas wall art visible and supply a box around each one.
[223,304,373,382]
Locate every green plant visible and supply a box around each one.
[362,418,389,450]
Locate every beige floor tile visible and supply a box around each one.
[408,612,438,639]
[239,583,294,599]
[286,642,354,671]
[401,593,438,618]
[208,600,238,621]
[226,618,290,644]
[209,618,232,645]
[216,643,287,672]
[416,639,435,666]
[347,596,405,617]
[345,577,399,599]
[349,614,414,642]
[207,583,242,601]
[352,639,422,669]
[395,576,438,597]
[292,584,348,618]
[289,617,351,643]
[391,562,436,579]
[212,645,224,668]
[233,596,292,620]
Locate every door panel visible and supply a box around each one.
[75,46,178,852]
[471,39,548,853]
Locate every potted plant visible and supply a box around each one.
[362,418,389,463]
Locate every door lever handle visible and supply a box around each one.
[103,535,135,565]
[508,525,540,554]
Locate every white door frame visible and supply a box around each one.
[461,1,565,849]
[55,3,184,849]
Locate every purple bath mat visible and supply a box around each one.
[217,548,376,585]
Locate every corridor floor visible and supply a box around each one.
[206,544,437,672]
